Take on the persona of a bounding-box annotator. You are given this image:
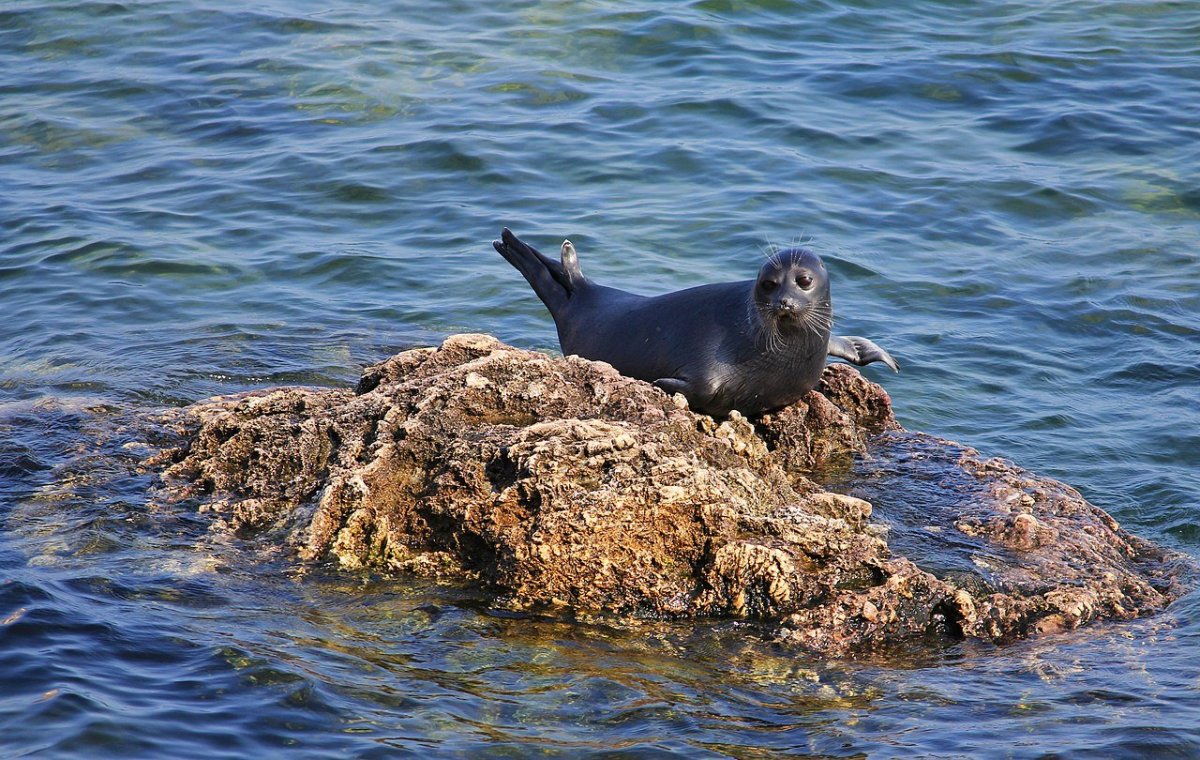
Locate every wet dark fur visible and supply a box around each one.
[493,228,895,417]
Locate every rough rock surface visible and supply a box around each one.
[147,334,1192,654]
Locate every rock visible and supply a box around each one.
[147,334,1193,655]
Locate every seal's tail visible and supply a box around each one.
[492,228,579,317]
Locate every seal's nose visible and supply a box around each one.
[776,297,802,313]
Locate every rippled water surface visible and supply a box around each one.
[3,1,1200,756]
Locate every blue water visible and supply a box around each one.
[3,0,1200,756]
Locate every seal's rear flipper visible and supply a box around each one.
[560,240,583,289]
[493,228,575,315]
[828,335,900,372]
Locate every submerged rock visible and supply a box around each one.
[146,334,1191,654]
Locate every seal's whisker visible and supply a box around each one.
[765,238,788,272]
[797,305,834,339]
[761,235,778,261]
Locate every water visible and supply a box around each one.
[3,0,1199,755]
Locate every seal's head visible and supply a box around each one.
[752,248,832,342]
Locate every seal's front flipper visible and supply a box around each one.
[653,377,698,409]
[653,377,690,396]
[828,335,900,372]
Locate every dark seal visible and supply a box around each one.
[493,228,898,417]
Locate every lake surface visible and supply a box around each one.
[3,0,1199,756]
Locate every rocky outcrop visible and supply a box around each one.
[146,334,1191,654]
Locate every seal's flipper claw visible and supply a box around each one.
[882,350,900,373]
[828,335,899,372]
[500,227,520,247]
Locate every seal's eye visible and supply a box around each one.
[759,279,778,292]
[796,274,814,289]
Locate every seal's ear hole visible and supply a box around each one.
[760,280,778,292]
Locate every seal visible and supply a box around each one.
[492,228,898,417]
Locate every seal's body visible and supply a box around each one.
[493,228,897,417]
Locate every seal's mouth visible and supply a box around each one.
[767,300,831,337]
[771,302,810,323]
